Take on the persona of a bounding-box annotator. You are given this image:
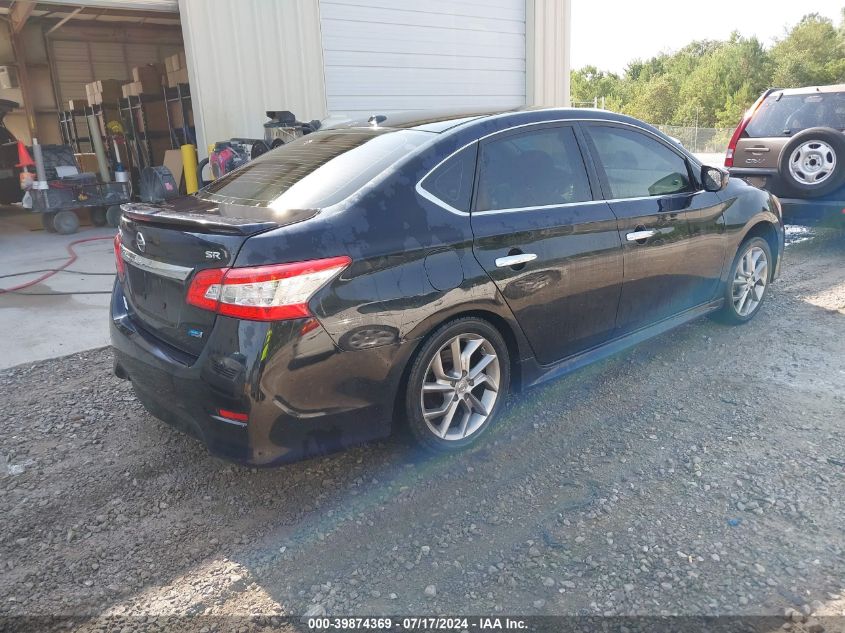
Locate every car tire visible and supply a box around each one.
[404,317,510,454]
[41,211,57,232]
[713,237,772,325]
[90,207,108,227]
[52,210,80,235]
[778,127,845,198]
[106,205,122,228]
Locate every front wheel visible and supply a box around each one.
[404,318,510,453]
[714,237,772,325]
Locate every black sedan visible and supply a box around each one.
[111,108,784,465]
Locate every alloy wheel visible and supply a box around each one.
[732,246,768,317]
[789,140,836,186]
[420,333,501,441]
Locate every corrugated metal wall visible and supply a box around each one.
[319,0,526,117]
[177,0,327,153]
[50,39,181,103]
[526,0,570,107]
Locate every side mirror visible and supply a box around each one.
[701,165,729,192]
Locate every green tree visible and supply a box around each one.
[569,10,845,127]
[771,14,845,87]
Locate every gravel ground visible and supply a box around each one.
[1,231,844,631]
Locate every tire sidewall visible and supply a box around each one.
[778,127,845,198]
[53,210,80,235]
[404,318,510,453]
[724,237,772,324]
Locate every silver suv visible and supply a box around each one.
[726,84,845,224]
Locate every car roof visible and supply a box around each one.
[770,84,845,96]
[327,107,658,134]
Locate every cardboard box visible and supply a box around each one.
[165,51,187,73]
[86,79,123,105]
[75,153,99,174]
[131,64,164,94]
[68,99,87,111]
[168,102,194,128]
[141,101,169,131]
[97,79,123,103]
[166,68,189,88]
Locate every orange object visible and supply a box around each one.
[15,141,34,168]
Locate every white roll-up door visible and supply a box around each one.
[319,0,526,117]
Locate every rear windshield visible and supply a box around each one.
[746,92,845,138]
[197,128,430,212]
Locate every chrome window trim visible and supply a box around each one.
[473,199,611,216]
[415,116,699,215]
[120,245,193,281]
[415,140,479,216]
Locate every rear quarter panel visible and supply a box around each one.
[234,130,535,365]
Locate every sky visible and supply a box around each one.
[571,0,844,73]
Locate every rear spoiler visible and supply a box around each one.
[121,201,281,236]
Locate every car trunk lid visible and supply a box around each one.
[118,197,316,358]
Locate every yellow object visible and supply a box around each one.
[181,144,199,194]
[106,120,125,135]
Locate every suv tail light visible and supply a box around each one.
[725,91,771,168]
[186,256,351,321]
[114,233,126,281]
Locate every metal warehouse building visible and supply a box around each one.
[1,0,570,154]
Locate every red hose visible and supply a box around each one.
[0,235,114,295]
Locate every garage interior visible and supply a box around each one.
[0,0,569,366]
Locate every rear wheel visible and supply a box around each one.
[106,205,122,228]
[41,212,56,232]
[53,210,80,235]
[778,127,845,198]
[404,318,510,453]
[714,237,772,325]
[90,207,108,227]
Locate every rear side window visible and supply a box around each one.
[586,125,693,199]
[475,126,592,211]
[746,92,845,138]
[198,129,429,211]
[419,144,477,212]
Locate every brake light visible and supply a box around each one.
[217,408,248,422]
[725,91,770,168]
[114,233,126,281]
[186,256,351,321]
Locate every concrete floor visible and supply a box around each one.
[0,207,116,370]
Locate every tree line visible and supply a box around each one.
[571,11,845,129]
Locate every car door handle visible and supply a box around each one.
[747,146,770,153]
[495,253,537,268]
[626,229,658,242]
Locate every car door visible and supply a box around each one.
[470,123,623,365]
[581,123,726,334]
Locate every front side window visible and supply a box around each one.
[586,126,693,199]
[475,126,592,212]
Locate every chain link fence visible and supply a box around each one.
[655,125,732,154]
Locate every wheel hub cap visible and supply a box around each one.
[732,246,768,317]
[420,333,501,441]
[789,140,836,185]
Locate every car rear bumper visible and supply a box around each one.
[729,168,845,224]
[777,198,845,224]
[110,282,407,466]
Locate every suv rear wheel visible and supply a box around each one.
[778,127,845,198]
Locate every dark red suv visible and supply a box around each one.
[726,84,845,225]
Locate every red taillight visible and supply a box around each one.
[186,256,351,321]
[114,233,126,281]
[725,91,770,168]
[217,408,248,422]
